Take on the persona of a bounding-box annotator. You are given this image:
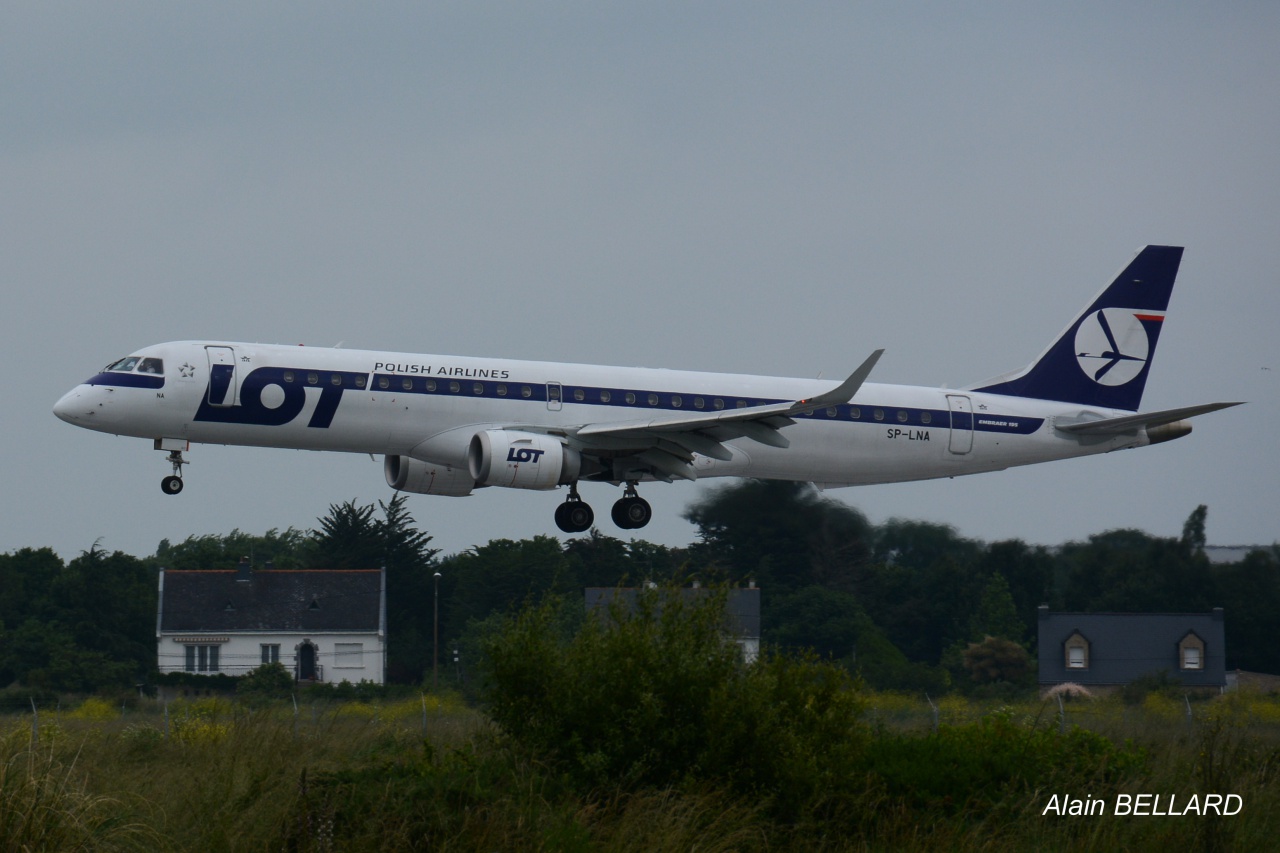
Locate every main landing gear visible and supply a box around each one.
[611,482,652,530]
[161,450,186,495]
[554,484,594,533]
[553,482,653,533]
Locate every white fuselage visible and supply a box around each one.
[53,340,1146,489]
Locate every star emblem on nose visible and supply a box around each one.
[179,363,195,378]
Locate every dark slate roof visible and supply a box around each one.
[585,587,761,639]
[1037,609,1226,686]
[160,570,383,633]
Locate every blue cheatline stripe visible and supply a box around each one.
[85,372,165,390]
[369,373,1043,435]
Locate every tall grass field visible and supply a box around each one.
[1,688,1277,852]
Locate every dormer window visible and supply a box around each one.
[1178,631,1206,670]
[1064,631,1090,670]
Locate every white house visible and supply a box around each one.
[156,561,386,684]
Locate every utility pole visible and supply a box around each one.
[433,571,442,691]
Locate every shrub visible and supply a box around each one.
[69,696,119,721]
[481,587,867,809]
[236,662,294,705]
[862,712,1147,817]
[961,635,1031,684]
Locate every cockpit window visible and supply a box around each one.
[106,357,140,372]
[104,356,164,374]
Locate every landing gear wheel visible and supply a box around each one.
[161,449,187,495]
[554,484,594,534]
[555,499,594,533]
[611,496,652,530]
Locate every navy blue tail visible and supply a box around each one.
[972,245,1184,411]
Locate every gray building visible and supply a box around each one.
[585,585,761,663]
[1037,606,1226,689]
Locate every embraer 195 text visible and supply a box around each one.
[54,246,1240,533]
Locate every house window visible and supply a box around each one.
[1182,647,1202,669]
[261,644,280,664]
[185,645,220,673]
[1064,631,1089,670]
[334,642,364,669]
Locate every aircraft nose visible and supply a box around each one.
[53,388,88,424]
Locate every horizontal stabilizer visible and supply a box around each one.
[1056,402,1243,435]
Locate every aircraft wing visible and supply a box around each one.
[1055,401,1243,436]
[568,350,884,481]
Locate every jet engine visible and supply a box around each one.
[468,430,581,490]
[384,455,476,497]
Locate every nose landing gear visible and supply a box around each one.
[161,450,187,495]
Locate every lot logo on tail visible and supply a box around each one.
[1074,309,1157,386]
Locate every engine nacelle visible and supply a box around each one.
[1146,420,1192,446]
[468,430,581,490]
[384,455,476,497]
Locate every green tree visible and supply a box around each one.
[309,495,441,683]
[0,545,159,691]
[961,635,1032,685]
[562,529,633,587]
[982,539,1054,646]
[152,528,310,571]
[967,573,1026,645]
[1212,547,1280,672]
[1180,504,1208,555]
[1059,528,1214,613]
[683,480,872,593]
[443,536,577,639]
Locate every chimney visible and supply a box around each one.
[236,556,252,582]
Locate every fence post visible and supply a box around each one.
[30,698,38,745]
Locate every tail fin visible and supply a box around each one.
[971,245,1183,411]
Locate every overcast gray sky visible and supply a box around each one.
[4,2,1276,562]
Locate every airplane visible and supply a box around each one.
[54,245,1240,534]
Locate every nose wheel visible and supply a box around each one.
[611,483,652,530]
[161,450,187,495]
[554,485,594,533]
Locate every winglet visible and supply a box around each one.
[789,349,884,415]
